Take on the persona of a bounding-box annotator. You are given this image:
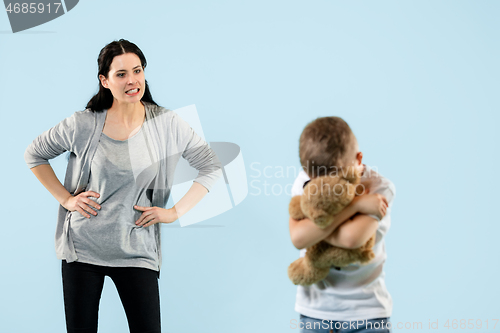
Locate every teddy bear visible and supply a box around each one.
[288,166,376,286]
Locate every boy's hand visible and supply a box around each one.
[353,193,388,220]
[357,178,374,195]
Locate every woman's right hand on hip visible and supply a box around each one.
[62,191,101,219]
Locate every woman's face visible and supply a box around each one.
[99,52,145,105]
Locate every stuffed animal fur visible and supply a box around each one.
[288,166,376,286]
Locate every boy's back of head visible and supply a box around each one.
[299,116,358,179]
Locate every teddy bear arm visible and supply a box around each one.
[289,195,305,220]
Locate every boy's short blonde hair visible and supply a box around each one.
[299,116,355,178]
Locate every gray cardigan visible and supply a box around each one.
[24,101,222,271]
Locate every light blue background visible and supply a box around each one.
[1,1,499,332]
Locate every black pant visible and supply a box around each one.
[61,260,161,333]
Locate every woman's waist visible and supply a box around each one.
[69,211,154,239]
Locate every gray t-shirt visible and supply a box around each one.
[69,123,159,271]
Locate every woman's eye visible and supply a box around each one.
[117,73,124,77]
[135,69,141,73]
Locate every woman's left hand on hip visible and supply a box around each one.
[134,205,178,227]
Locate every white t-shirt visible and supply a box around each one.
[291,164,396,321]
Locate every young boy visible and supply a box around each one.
[289,116,396,333]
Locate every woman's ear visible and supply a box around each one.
[99,74,108,89]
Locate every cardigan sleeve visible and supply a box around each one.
[24,113,77,169]
[171,112,222,192]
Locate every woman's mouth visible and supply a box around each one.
[125,88,140,96]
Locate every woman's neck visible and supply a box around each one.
[107,100,145,126]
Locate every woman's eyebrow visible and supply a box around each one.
[116,65,142,73]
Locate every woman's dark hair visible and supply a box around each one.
[86,39,158,112]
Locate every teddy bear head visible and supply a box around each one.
[301,166,362,229]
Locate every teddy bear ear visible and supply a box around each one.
[301,175,343,228]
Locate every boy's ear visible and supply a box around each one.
[357,151,363,165]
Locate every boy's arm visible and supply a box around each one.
[323,214,379,249]
[289,200,360,250]
[324,185,395,249]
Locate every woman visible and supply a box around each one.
[24,39,222,333]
